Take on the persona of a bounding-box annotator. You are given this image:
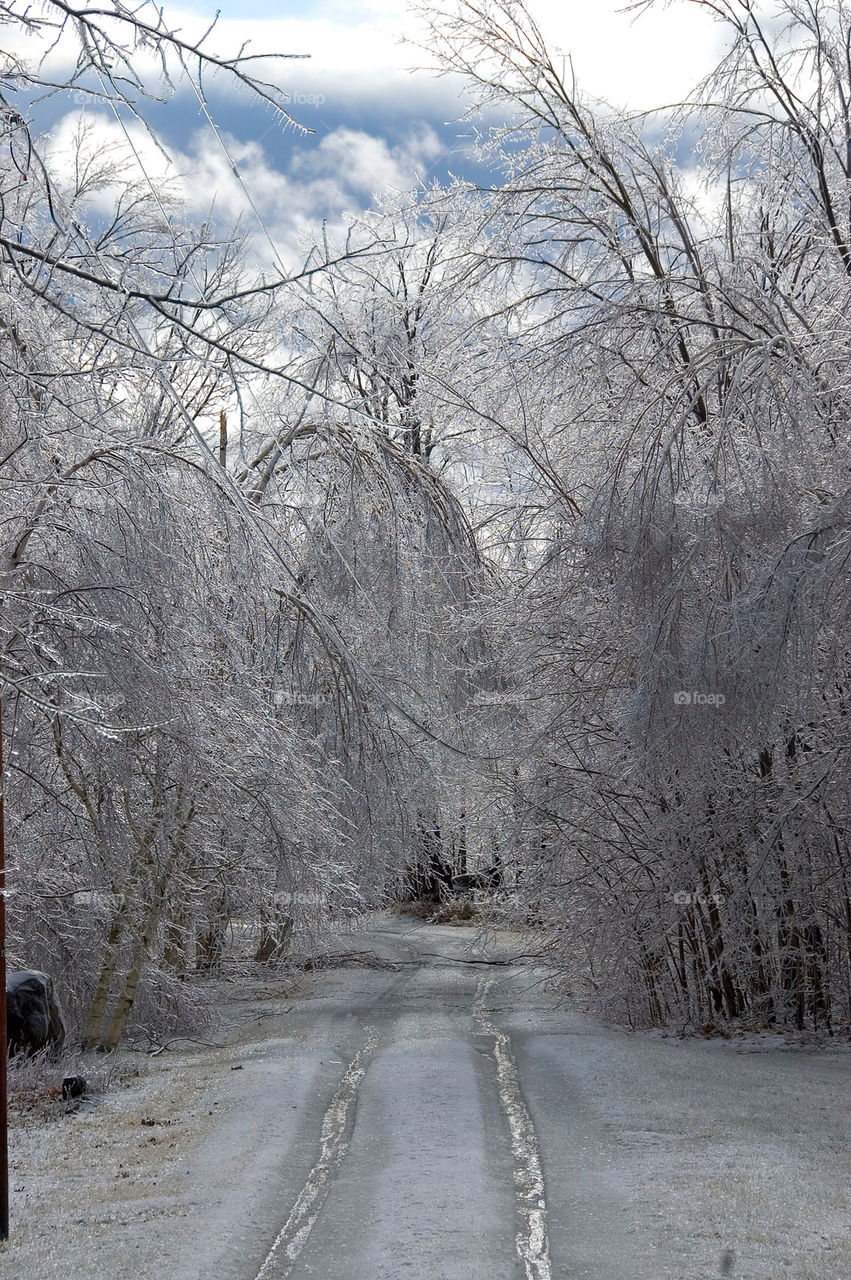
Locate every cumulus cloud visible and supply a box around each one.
[296,125,443,199]
[42,106,448,271]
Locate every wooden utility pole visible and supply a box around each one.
[0,687,8,1240]
[218,409,227,470]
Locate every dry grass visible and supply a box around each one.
[7,1046,132,1124]
[392,896,482,926]
[431,898,481,925]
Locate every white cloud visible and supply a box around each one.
[167,0,726,112]
[45,110,181,208]
[299,125,443,198]
[521,1,726,109]
[11,0,716,117]
[43,107,448,271]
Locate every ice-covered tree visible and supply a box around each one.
[418,0,851,1030]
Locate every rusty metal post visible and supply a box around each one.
[0,687,8,1240]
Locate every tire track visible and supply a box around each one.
[253,1026,378,1280]
[475,977,552,1280]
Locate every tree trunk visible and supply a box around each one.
[81,896,130,1049]
[255,912,294,963]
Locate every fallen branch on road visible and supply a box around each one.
[414,951,547,967]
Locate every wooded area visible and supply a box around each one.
[1,0,849,1045]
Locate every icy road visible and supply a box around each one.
[4,916,849,1279]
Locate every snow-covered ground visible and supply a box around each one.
[2,916,848,1279]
